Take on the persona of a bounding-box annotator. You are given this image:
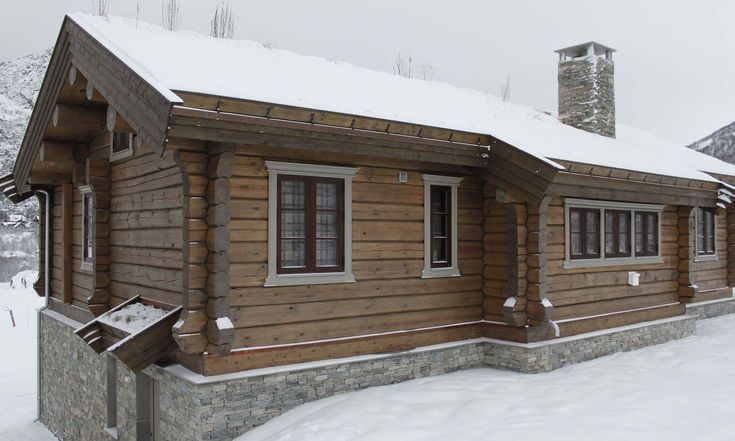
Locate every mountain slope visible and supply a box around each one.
[689,121,735,165]
[0,50,50,213]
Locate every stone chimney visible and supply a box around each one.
[556,42,616,138]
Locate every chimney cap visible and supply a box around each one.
[555,41,616,60]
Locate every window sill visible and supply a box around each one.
[421,267,461,279]
[694,254,719,263]
[264,272,356,287]
[563,256,663,269]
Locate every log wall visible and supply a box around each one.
[227,150,485,348]
[48,133,185,321]
[545,199,681,328]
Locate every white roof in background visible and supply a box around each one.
[69,14,735,183]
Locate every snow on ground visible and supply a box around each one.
[0,271,57,441]
[98,302,167,334]
[239,314,735,441]
[2,268,735,441]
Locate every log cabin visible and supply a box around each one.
[3,14,735,441]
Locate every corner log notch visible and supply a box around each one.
[205,144,235,354]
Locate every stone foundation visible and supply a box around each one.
[39,310,699,440]
[686,296,735,320]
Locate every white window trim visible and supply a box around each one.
[694,207,719,262]
[80,185,94,272]
[563,198,664,269]
[109,132,134,162]
[422,174,462,278]
[264,161,358,287]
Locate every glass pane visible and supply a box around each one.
[605,233,614,254]
[586,233,598,255]
[432,214,447,237]
[571,232,581,255]
[570,210,581,233]
[316,212,338,238]
[586,211,598,235]
[316,182,338,210]
[316,239,338,267]
[635,213,643,253]
[432,238,448,263]
[281,239,305,268]
[646,233,656,253]
[281,211,305,238]
[618,213,629,254]
[431,188,448,213]
[605,212,614,234]
[280,180,305,209]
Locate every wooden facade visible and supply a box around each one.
[5,17,735,376]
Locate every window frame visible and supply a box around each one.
[429,185,452,268]
[80,185,94,272]
[275,174,345,274]
[265,161,358,287]
[634,211,660,257]
[604,209,632,258]
[568,207,601,260]
[109,131,134,162]
[564,198,663,269]
[695,207,718,261]
[422,174,462,278]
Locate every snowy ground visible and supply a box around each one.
[239,314,735,441]
[1,274,734,441]
[0,271,56,441]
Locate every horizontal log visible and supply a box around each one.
[52,104,107,130]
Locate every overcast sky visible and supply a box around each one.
[1,0,733,145]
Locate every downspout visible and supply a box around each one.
[35,189,50,421]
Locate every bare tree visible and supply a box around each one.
[393,52,436,80]
[92,0,110,17]
[162,0,181,31]
[210,2,236,39]
[393,52,413,78]
[500,75,511,102]
[417,62,435,81]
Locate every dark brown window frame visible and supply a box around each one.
[276,174,344,275]
[604,209,632,258]
[697,207,716,256]
[569,207,601,260]
[634,211,659,257]
[430,185,452,268]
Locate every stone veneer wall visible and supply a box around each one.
[558,55,615,138]
[686,296,735,320]
[39,310,699,441]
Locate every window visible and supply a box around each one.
[277,175,343,273]
[265,161,358,286]
[81,186,94,270]
[605,210,631,258]
[110,131,133,162]
[634,211,659,257]
[430,186,451,267]
[569,207,600,260]
[422,175,462,278]
[697,207,717,257]
[564,199,663,268]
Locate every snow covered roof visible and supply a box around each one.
[68,13,735,183]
